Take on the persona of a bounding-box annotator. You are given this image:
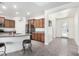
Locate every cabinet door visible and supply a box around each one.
[9,20,15,28]
[36,20,38,28]
[39,19,44,28]
[33,20,36,28]
[39,19,42,28]
[41,33,44,42]
[33,19,44,28]
[4,20,10,28]
[32,33,38,41]
[35,33,38,41]
[37,33,41,41]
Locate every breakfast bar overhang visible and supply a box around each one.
[0,34,30,54]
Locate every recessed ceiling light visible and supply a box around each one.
[16,12,19,14]
[2,5,7,10]
[27,12,30,15]
[34,2,49,6]
[13,5,17,8]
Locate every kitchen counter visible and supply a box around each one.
[0,33,31,37]
[0,33,31,43]
[32,31,45,33]
[0,33,31,54]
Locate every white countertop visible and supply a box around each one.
[0,28,15,32]
[0,33,31,37]
[0,33,30,43]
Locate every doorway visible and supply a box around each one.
[56,17,69,38]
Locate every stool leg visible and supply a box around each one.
[4,45,7,56]
[22,43,26,54]
[29,43,32,52]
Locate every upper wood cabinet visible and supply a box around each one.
[9,20,15,28]
[39,19,44,28]
[29,18,44,28]
[33,20,37,28]
[4,20,10,28]
[4,19,15,28]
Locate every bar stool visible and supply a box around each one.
[22,39,32,53]
[0,43,6,56]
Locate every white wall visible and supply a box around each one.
[74,8,79,46]
[45,13,54,45]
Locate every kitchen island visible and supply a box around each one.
[0,33,31,54]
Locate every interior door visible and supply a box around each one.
[56,18,69,38]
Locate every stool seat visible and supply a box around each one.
[23,40,31,43]
[0,43,5,47]
[22,39,32,53]
[0,43,6,56]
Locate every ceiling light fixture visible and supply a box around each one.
[2,5,7,10]
[16,12,19,14]
[34,2,49,6]
[27,12,30,15]
[13,5,17,8]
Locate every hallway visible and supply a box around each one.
[6,38,79,56]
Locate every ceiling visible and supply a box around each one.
[0,2,70,18]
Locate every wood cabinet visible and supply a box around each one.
[37,33,41,41]
[33,20,37,28]
[32,32,44,42]
[41,33,44,42]
[33,18,44,28]
[9,20,15,28]
[28,18,45,43]
[28,18,44,28]
[4,19,15,28]
[4,20,10,28]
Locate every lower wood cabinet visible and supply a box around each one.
[40,33,44,42]
[32,32,44,42]
[37,33,41,41]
